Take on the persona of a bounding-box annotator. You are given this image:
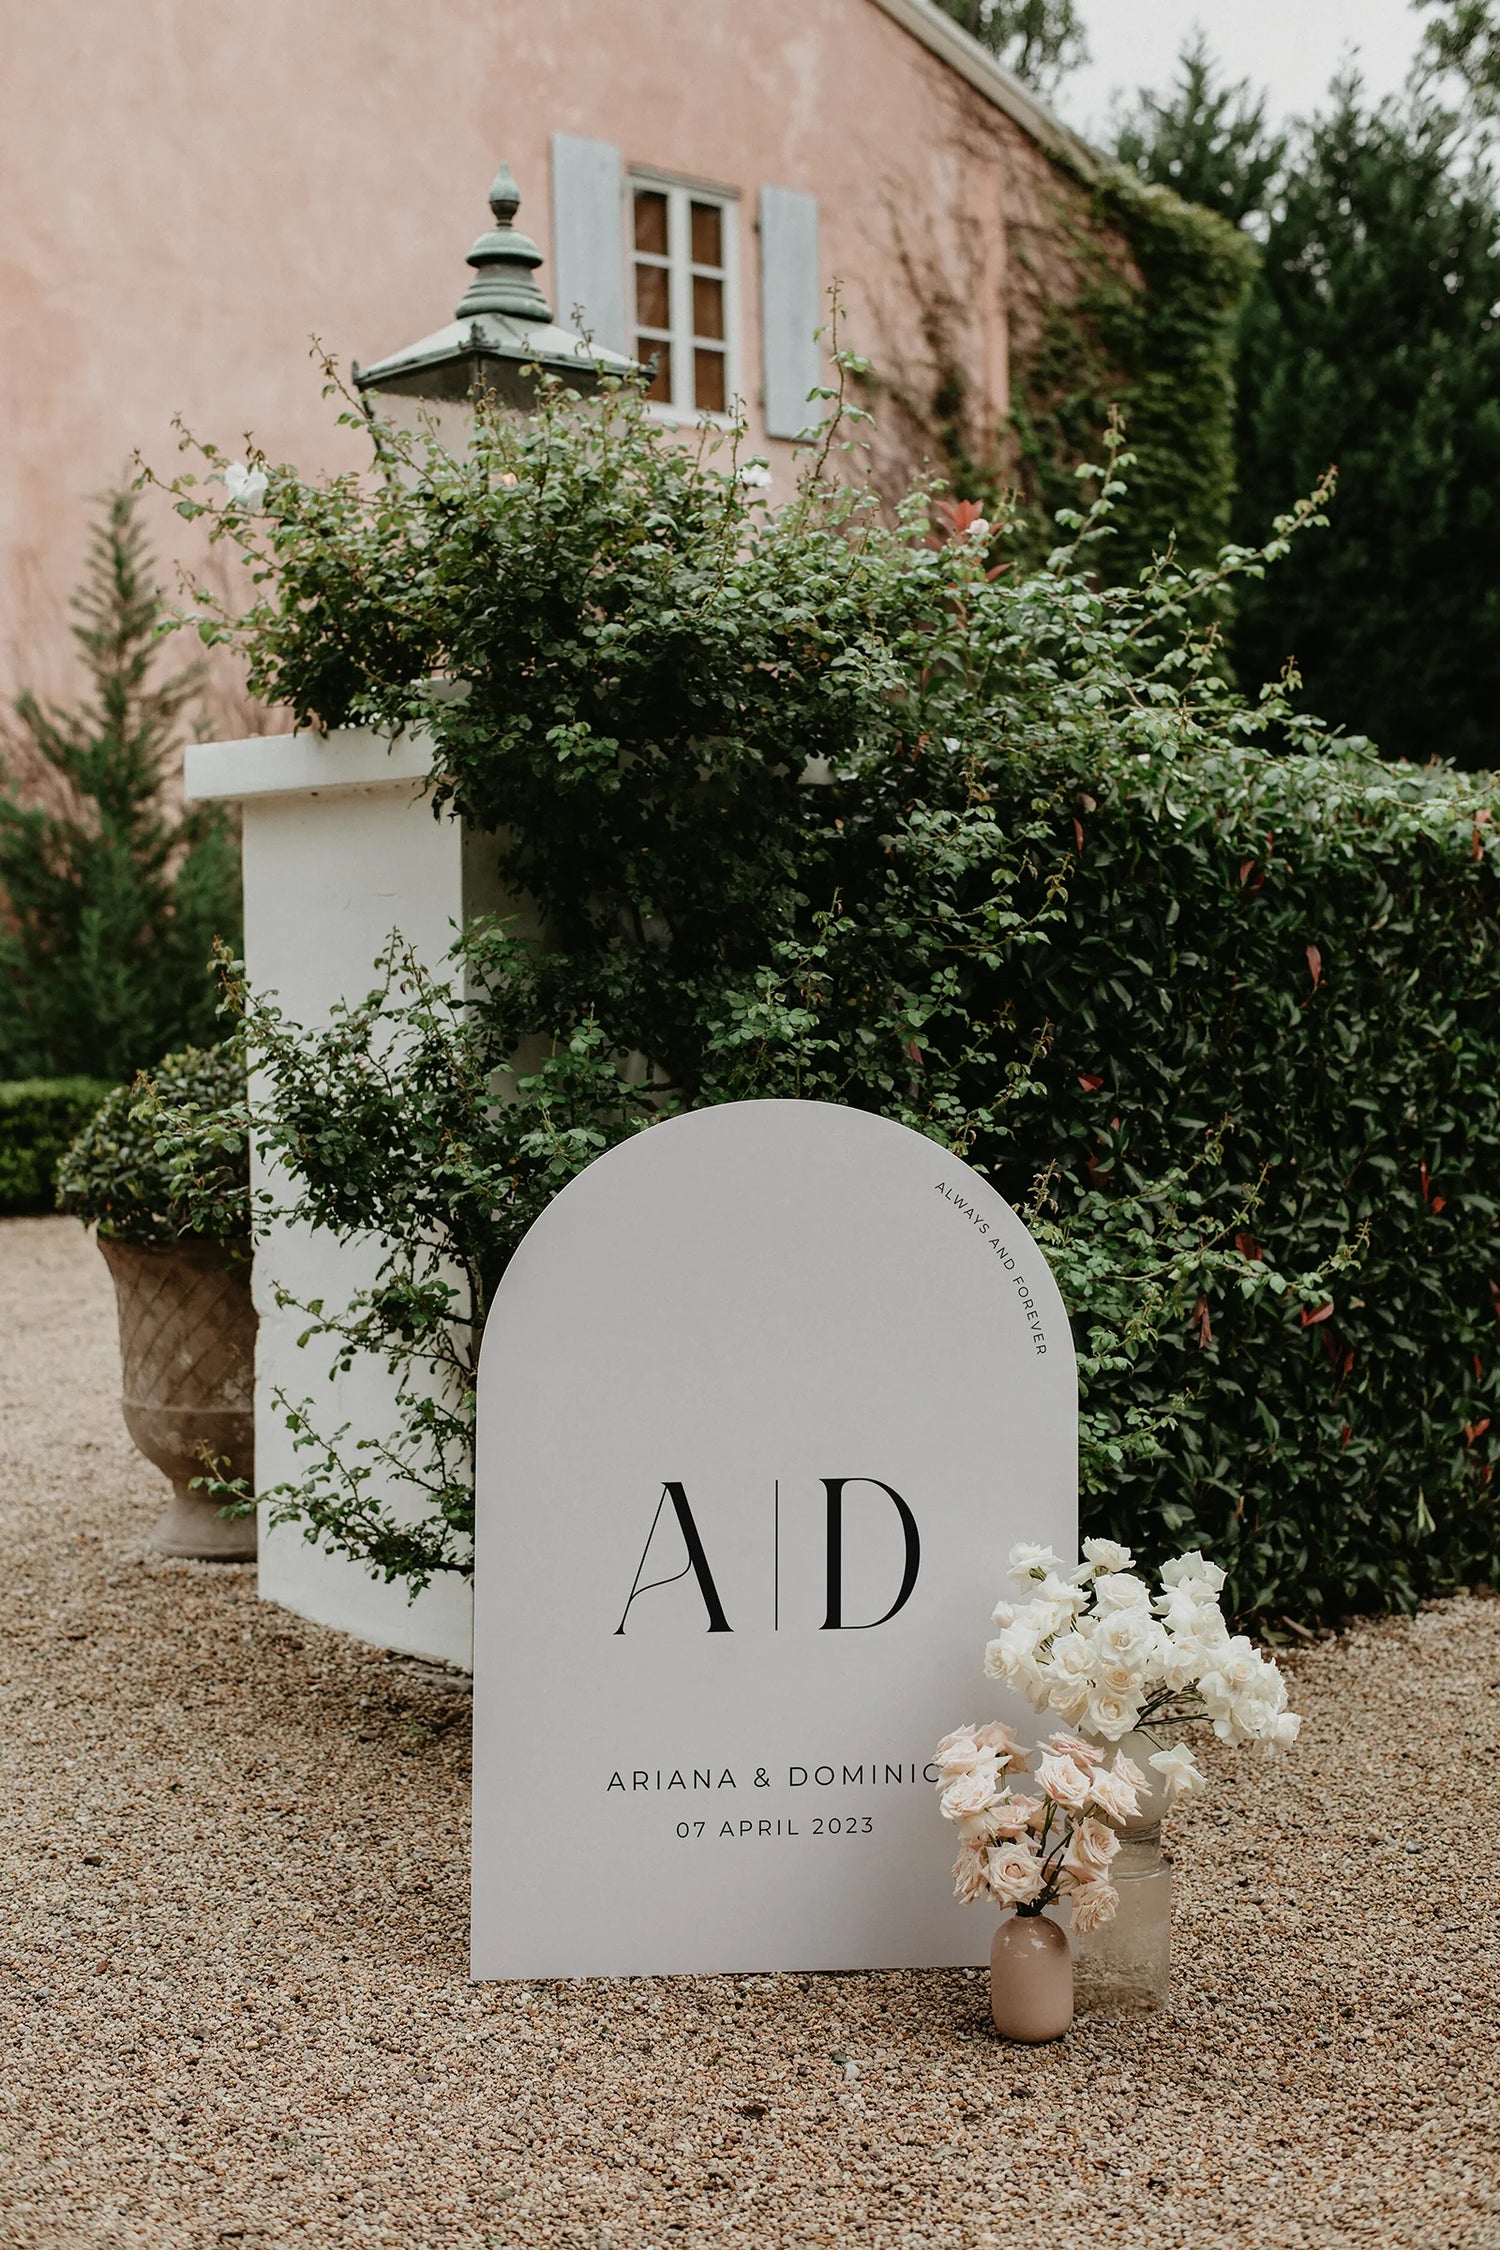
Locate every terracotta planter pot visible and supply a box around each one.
[98,1236,257,1561]
[989,1909,1073,2042]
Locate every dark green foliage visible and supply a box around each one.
[1114,36,1287,230]
[1231,84,1500,770]
[0,1078,119,1214]
[200,935,657,1585]
[1008,166,1257,579]
[165,387,1500,1621]
[0,491,242,1079]
[55,1039,249,1251]
[931,0,1087,94]
[1418,0,1500,114]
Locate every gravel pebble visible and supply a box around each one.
[3,1215,1499,2250]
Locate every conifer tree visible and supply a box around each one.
[1230,82,1500,769]
[1114,36,1286,231]
[0,492,241,1079]
[934,0,1087,96]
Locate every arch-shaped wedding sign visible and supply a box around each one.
[471,1099,1077,1977]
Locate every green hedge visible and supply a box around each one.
[0,1079,118,1215]
[989,745,1500,1623]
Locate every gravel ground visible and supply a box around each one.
[2,1214,1499,2250]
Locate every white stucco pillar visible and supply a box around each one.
[185,727,486,1667]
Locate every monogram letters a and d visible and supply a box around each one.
[615,1476,922,1635]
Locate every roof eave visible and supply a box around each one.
[865,0,1099,178]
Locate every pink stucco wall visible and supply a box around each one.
[0,0,1068,715]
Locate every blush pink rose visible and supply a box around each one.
[985,1842,1044,1907]
[988,1792,1044,1838]
[1063,1815,1120,1882]
[1070,1879,1119,1934]
[1036,1751,1092,1811]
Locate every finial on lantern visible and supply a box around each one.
[487,162,522,230]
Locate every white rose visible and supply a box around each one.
[985,1842,1044,1907]
[1160,1627,1215,1692]
[1160,1549,1227,1596]
[965,515,992,540]
[1084,1684,1141,1742]
[1069,1879,1119,1934]
[1095,1609,1156,1671]
[1081,1537,1134,1574]
[1091,1571,1154,1614]
[1272,1710,1302,1750]
[1036,1751,1092,1811]
[1046,1673,1091,1723]
[736,462,774,488]
[1044,1632,1095,1718]
[1147,1743,1205,1802]
[985,1622,1048,1705]
[223,461,268,511]
[990,1598,1017,1630]
[1008,1542,1066,1583]
[1087,1759,1142,1824]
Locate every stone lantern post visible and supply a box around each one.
[353,160,635,432]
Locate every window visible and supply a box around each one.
[630,177,738,418]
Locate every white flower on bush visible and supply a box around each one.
[223,462,268,511]
[736,462,773,489]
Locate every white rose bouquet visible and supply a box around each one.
[984,1538,1301,1804]
[934,1723,1142,1933]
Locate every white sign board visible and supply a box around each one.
[472,1100,1076,1978]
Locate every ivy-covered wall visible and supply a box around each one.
[864,123,1256,582]
[1008,165,1258,577]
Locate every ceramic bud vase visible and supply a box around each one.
[1073,1728,1173,2014]
[989,1910,1073,2042]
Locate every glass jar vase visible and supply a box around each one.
[1071,1841,1173,2014]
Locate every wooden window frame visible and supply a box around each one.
[628,171,741,427]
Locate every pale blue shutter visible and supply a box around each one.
[759,186,822,439]
[549,133,627,355]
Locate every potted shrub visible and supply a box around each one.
[57,1041,255,1560]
